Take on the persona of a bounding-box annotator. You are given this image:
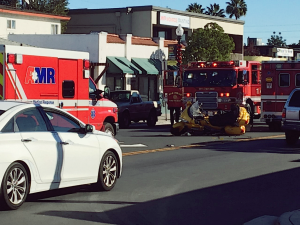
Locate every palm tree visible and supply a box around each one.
[205,3,225,17]
[226,0,247,20]
[186,3,205,14]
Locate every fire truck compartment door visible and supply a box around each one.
[58,59,78,117]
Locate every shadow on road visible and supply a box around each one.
[33,167,300,225]
[187,138,300,154]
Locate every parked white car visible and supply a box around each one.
[0,101,122,210]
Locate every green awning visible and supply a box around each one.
[107,56,142,74]
[131,58,160,75]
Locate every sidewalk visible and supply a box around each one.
[156,114,171,125]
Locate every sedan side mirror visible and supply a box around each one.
[85,124,94,133]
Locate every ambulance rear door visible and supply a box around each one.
[58,59,79,118]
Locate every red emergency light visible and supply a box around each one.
[185,93,192,97]
[7,54,23,64]
[83,60,90,70]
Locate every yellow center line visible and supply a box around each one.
[122,135,285,157]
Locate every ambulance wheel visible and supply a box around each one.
[0,162,29,210]
[285,131,299,146]
[120,112,130,129]
[104,122,115,136]
[147,110,157,127]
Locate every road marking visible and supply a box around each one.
[120,144,147,148]
[122,135,285,157]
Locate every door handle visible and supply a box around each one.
[21,139,32,142]
[60,141,69,145]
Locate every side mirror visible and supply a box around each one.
[103,86,111,99]
[85,124,94,133]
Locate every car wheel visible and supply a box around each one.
[95,151,118,191]
[120,112,130,129]
[104,122,115,136]
[147,110,157,127]
[285,131,299,146]
[0,162,29,210]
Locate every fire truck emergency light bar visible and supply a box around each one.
[188,60,245,68]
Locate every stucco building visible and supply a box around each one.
[0,5,69,40]
[66,5,245,60]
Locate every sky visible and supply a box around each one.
[67,0,300,46]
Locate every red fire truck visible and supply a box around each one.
[0,44,119,135]
[261,61,300,130]
[164,60,261,119]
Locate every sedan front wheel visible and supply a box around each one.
[0,162,29,210]
[95,151,118,191]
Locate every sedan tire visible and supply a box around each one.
[95,151,118,191]
[0,162,29,210]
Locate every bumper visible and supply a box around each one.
[282,122,300,132]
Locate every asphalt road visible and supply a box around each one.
[1,121,300,225]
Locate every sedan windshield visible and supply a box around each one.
[0,110,5,116]
[183,69,237,87]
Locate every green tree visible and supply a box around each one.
[205,3,225,17]
[183,22,235,62]
[267,32,286,47]
[244,43,261,56]
[186,3,205,13]
[225,0,247,20]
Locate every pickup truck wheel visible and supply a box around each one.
[120,112,130,129]
[285,131,299,146]
[104,122,115,136]
[147,111,157,127]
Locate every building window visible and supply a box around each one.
[51,24,58,34]
[7,20,16,29]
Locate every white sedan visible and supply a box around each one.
[0,101,122,210]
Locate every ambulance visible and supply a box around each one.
[0,45,119,135]
[261,60,300,131]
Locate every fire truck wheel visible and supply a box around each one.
[285,131,299,146]
[147,110,157,127]
[94,151,118,191]
[246,99,254,125]
[0,162,29,210]
[104,122,115,136]
[120,112,130,129]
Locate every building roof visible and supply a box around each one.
[107,34,125,44]
[132,36,158,46]
[0,5,70,21]
[68,5,244,25]
[0,38,31,46]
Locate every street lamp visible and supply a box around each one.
[175,24,184,67]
